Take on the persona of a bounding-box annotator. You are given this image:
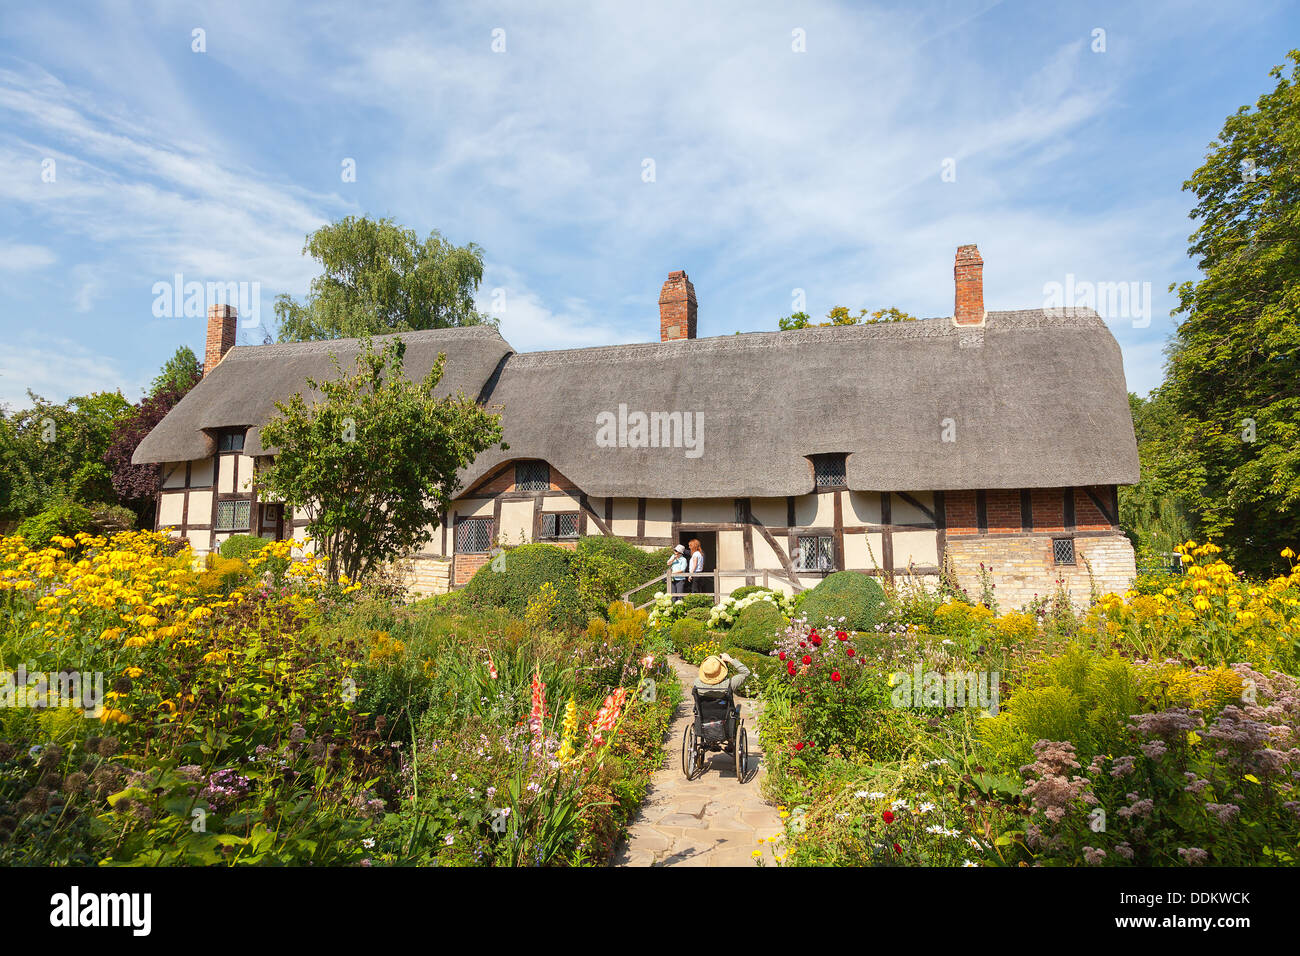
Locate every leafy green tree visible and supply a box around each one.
[257,335,505,582]
[148,346,202,396]
[1119,391,1196,561]
[0,391,132,520]
[275,216,493,342]
[1157,49,1300,571]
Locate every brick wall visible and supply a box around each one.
[1074,487,1113,532]
[946,490,978,535]
[454,553,489,586]
[945,533,1136,610]
[1030,489,1066,532]
[985,489,1020,533]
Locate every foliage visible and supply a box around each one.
[727,599,789,654]
[218,534,270,562]
[257,335,503,582]
[0,391,132,521]
[462,543,586,630]
[669,617,705,648]
[798,570,887,632]
[275,216,492,342]
[104,383,192,515]
[570,536,671,613]
[778,306,918,331]
[148,346,203,397]
[707,587,795,629]
[16,500,95,549]
[1137,50,1300,573]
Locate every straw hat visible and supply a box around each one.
[673,544,686,554]
[698,655,728,685]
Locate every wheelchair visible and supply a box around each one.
[681,683,749,782]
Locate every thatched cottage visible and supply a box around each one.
[133,245,1140,607]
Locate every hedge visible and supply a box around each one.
[798,570,887,633]
[727,599,788,654]
[219,534,270,561]
[462,543,587,629]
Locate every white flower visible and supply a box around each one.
[444,834,455,846]
[918,802,936,813]
[362,838,375,849]
[962,859,978,867]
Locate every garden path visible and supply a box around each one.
[613,656,784,867]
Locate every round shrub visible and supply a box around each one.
[462,543,586,630]
[219,534,270,561]
[670,616,706,647]
[572,536,672,611]
[798,570,886,633]
[730,585,773,601]
[687,607,712,622]
[728,599,788,654]
[681,593,714,610]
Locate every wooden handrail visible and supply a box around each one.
[620,568,807,610]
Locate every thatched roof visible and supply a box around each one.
[134,310,1139,496]
[132,326,511,464]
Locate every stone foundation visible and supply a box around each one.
[943,533,1136,610]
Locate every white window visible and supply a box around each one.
[796,535,834,571]
[215,499,251,532]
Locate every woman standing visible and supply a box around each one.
[687,538,707,596]
[668,544,689,601]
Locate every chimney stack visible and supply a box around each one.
[659,270,697,341]
[204,303,237,376]
[953,244,985,326]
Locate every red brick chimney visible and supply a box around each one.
[953,244,985,326]
[204,303,237,376]
[659,270,697,341]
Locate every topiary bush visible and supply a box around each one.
[730,585,773,601]
[798,570,887,633]
[462,543,587,630]
[728,599,788,654]
[219,534,270,561]
[670,616,706,648]
[571,535,672,612]
[687,607,712,623]
[681,593,714,610]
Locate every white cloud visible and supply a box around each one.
[0,337,141,410]
[0,241,55,271]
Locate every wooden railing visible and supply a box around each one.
[621,568,808,610]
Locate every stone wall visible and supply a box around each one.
[944,533,1136,610]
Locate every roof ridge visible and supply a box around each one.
[223,324,510,361]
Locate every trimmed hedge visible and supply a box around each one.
[681,593,714,610]
[670,617,706,646]
[798,570,887,633]
[219,534,270,561]
[728,599,788,654]
[730,585,773,601]
[572,536,672,610]
[686,607,712,622]
[462,543,587,629]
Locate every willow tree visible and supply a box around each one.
[257,336,504,582]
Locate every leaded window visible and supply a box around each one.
[215,499,251,532]
[812,453,847,488]
[541,512,578,539]
[796,535,835,572]
[515,461,549,491]
[457,517,492,554]
[1053,538,1076,566]
[217,430,246,452]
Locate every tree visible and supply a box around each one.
[1118,391,1196,561]
[275,216,493,342]
[1155,49,1300,572]
[149,346,202,395]
[778,306,917,330]
[257,335,505,582]
[0,391,132,521]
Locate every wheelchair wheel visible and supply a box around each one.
[735,725,748,782]
[682,725,698,778]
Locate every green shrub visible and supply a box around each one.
[798,571,886,632]
[687,607,712,622]
[219,534,270,561]
[681,593,714,610]
[728,600,788,654]
[722,647,780,697]
[730,585,773,601]
[461,543,586,629]
[670,617,705,647]
[17,500,94,549]
[571,536,672,611]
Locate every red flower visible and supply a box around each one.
[831,671,841,682]
[799,641,807,648]
[778,651,786,661]
[893,843,902,855]
[845,648,855,657]
[809,629,819,641]
[881,810,894,824]
[835,630,848,641]
[795,741,805,751]
[810,636,822,646]
[802,655,812,665]
[787,662,797,676]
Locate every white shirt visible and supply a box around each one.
[688,551,704,574]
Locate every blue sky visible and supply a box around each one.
[0,0,1295,409]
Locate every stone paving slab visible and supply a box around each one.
[612,656,785,867]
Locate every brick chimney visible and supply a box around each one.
[204,303,237,376]
[658,270,697,341]
[953,244,985,326]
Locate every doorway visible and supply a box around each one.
[677,530,717,599]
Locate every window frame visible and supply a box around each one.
[217,429,246,453]
[539,511,580,540]
[456,516,494,554]
[215,498,252,533]
[514,461,550,492]
[810,453,848,490]
[1052,537,1076,566]
[794,534,836,572]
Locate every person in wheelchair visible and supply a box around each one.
[683,654,751,780]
